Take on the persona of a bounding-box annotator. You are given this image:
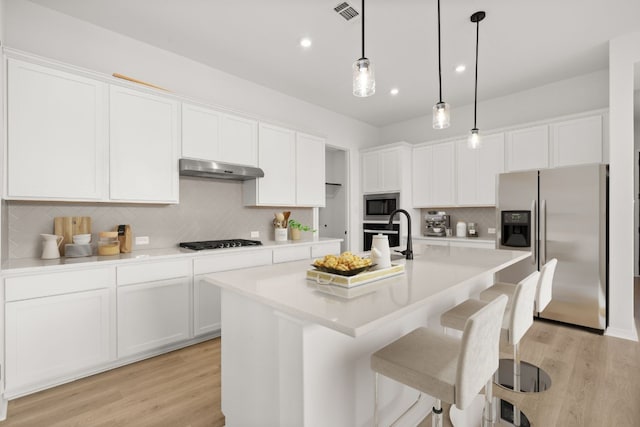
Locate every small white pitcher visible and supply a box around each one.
[371,234,391,269]
[41,234,63,259]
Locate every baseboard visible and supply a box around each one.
[604,325,639,342]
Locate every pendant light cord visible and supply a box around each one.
[361,0,365,59]
[437,0,443,103]
[473,16,480,129]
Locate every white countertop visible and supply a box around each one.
[204,244,530,337]
[1,237,343,274]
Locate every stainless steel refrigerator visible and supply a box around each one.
[496,163,608,331]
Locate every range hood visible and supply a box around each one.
[179,158,264,181]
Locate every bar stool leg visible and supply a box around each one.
[513,343,521,426]
[374,372,379,427]
[483,379,494,427]
[432,398,443,427]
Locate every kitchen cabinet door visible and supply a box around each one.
[380,149,401,192]
[457,133,505,206]
[413,142,455,207]
[505,125,549,171]
[220,114,258,166]
[550,115,603,167]
[244,123,296,206]
[412,145,433,207]
[181,103,221,160]
[109,85,179,203]
[5,289,112,396]
[6,59,107,201]
[361,151,381,194]
[193,275,222,336]
[429,142,456,206]
[296,132,325,206]
[361,148,402,194]
[117,277,190,358]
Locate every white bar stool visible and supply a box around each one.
[481,259,557,395]
[440,270,540,427]
[371,294,508,427]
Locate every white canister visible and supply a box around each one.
[371,234,391,269]
[274,228,288,242]
[456,221,467,237]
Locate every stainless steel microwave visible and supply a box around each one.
[363,193,400,220]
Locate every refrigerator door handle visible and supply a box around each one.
[541,199,547,265]
[531,199,537,265]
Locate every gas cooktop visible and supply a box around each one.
[179,239,263,251]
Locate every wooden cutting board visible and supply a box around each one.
[54,216,92,255]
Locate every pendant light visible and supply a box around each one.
[353,0,375,97]
[432,0,450,129]
[468,11,485,149]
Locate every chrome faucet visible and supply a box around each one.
[387,209,413,260]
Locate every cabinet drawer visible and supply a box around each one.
[311,242,341,258]
[5,267,114,302]
[272,246,311,264]
[193,249,272,275]
[117,259,191,286]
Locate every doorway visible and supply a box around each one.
[319,146,349,253]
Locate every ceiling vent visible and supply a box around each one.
[334,2,359,21]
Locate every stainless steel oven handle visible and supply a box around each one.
[363,229,399,235]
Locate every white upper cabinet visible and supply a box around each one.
[505,125,549,171]
[6,59,107,201]
[412,142,455,207]
[181,103,221,160]
[244,124,325,207]
[220,114,258,166]
[181,103,258,167]
[550,114,603,167]
[362,148,401,194]
[457,133,505,206]
[109,86,180,203]
[245,123,296,206]
[295,132,325,207]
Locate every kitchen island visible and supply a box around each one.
[205,244,530,427]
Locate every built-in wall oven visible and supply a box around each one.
[363,223,400,251]
[363,193,400,220]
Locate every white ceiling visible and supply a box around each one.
[27,0,640,127]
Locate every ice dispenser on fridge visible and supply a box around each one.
[501,210,530,247]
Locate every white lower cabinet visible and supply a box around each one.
[117,278,190,358]
[117,260,191,358]
[311,241,341,258]
[4,268,115,396]
[193,275,222,336]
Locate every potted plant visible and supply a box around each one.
[288,219,315,240]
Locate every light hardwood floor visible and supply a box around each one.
[2,295,639,427]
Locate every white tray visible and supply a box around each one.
[306,263,405,289]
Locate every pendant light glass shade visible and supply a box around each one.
[468,128,481,149]
[353,58,375,97]
[432,102,450,129]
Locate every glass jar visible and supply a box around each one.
[98,231,120,256]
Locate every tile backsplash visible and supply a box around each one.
[6,177,312,259]
[420,207,497,238]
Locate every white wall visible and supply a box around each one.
[379,70,609,144]
[3,0,380,252]
[607,31,640,341]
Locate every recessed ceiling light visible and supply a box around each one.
[300,38,312,48]
[390,88,399,96]
[455,64,466,73]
